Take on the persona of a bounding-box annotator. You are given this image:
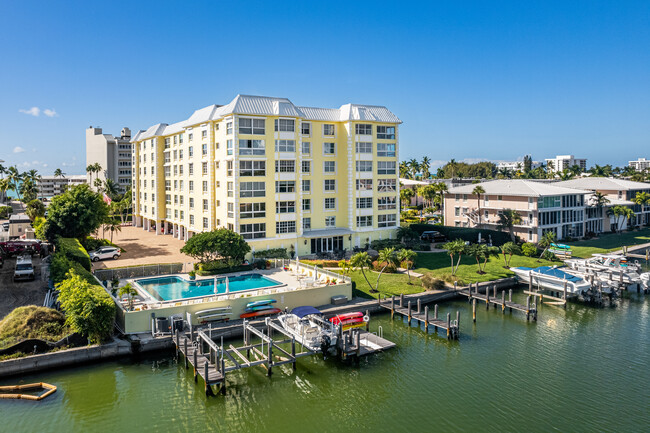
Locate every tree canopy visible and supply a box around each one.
[180,228,251,265]
[42,184,109,241]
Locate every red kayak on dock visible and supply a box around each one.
[240,308,281,319]
[329,312,364,325]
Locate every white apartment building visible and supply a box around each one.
[545,155,587,173]
[86,126,133,192]
[496,160,542,171]
[37,175,86,198]
[131,94,401,256]
[629,158,650,172]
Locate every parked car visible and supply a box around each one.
[89,246,121,262]
[14,255,35,281]
[420,231,446,242]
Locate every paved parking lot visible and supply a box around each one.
[91,226,195,270]
[0,255,47,319]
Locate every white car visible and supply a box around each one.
[90,246,121,262]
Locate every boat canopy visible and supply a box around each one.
[291,306,322,318]
[517,266,583,282]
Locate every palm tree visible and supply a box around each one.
[400,187,415,209]
[443,239,466,276]
[375,248,399,293]
[497,167,512,179]
[432,182,448,212]
[472,185,485,228]
[537,230,556,259]
[103,178,119,199]
[397,249,417,284]
[350,252,374,293]
[408,158,420,179]
[399,161,410,179]
[118,283,138,311]
[569,164,582,177]
[607,205,634,233]
[497,209,522,242]
[104,219,122,243]
[417,185,437,208]
[6,166,24,201]
[54,168,65,178]
[420,156,431,180]
[591,191,611,208]
[632,192,650,225]
[448,159,458,179]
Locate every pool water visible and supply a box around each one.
[136,274,281,301]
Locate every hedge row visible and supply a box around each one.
[196,261,254,276]
[409,224,512,246]
[56,238,91,271]
[252,247,289,259]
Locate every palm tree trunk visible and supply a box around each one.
[375,266,387,293]
[360,268,373,291]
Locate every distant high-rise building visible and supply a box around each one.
[628,158,650,172]
[544,155,587,173]
[37,175,87,198]
[86,126,133,192]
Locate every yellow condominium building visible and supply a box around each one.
[131,94,402,257]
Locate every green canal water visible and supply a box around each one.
[2,290,649,433]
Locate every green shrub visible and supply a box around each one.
[521,243,538,257]
[56,238,91,271]
[56,270,115,344]
[0,306,69,348]
[370,238,402,250]
[300,260,342,268]
[409,224,511,246]
[81,237,122,253]
[196,261,253,276]
[421,274,445,290]
[252,247,288,259]
[0,205,12,219]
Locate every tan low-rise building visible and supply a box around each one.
[444,180,590,242]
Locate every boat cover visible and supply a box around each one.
[517,266,582,282]
[291,306,322,318]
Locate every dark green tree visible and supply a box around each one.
[42,184,109,241]
[180,228,251,265]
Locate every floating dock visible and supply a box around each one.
[378,294,460,339]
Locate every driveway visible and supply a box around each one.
[0,256,47,319]
[92,226,195,270]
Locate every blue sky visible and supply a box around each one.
[1,0,649,174]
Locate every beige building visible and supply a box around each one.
[37,175,86,198]
[131,94,401,256]
[86,126,133,192]
[444,180,589,242]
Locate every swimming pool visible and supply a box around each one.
[135,274,282,301]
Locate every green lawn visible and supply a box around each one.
[565,228,650,258]
[346,269,425,299]
[414,253,555,285]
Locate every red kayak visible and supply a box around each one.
[329,312,364,325]
[240,308,281,319]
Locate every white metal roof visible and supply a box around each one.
[447,179,589,197]
[556,177,650,191]
[132,94,401,141]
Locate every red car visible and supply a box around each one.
[0,240,42,256]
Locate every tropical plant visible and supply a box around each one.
[472,185,485,228]
[374,248,399,292]
[420,156,431,179]
[521,242,537,257]
[400,187,415,208]
[632,191,650,207]
[118,283,138,311]
[443,239,467,276]
[56,269,115,344]
[607,205,635,233]
[396,226,419,244]
[590,191,611,208]
[5,166,24,201]
[537,230,556,258]
[42,184,109,241]
[54,168,65,178]
[25,199,46,221]
[397,249,417,283]
[500,242,521,268]
[417,185,437,208]
[350,252,373,292]
[407,158,420,179]
[337,260,353,276]
[103,178,119,199]
[103,218,122,243]
[496,209,522,242]
[180,228,251,265]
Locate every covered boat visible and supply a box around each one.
[277,306,339,356]
[512,266,592,295]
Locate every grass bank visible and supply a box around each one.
[565,228,650,258]
[0,306,70,349]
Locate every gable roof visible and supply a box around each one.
[447,179,589,197]
[556,177,650,191]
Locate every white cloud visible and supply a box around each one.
[19,107,40,117]
[13,146,26,153]
[61,161,76,167]
[43,109,58,117]
[18,160,46,169]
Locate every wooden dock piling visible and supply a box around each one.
[472,299,477,322]
[501,290,505,313]
[424,306,429,331]
[407,301,412,324]
[446,313,451,339]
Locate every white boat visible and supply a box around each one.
[565,254,642,275]
[277,306,339,356]
[512,266,593,295]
